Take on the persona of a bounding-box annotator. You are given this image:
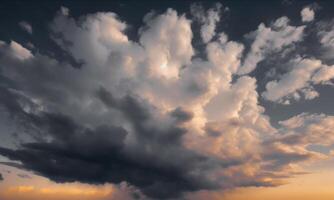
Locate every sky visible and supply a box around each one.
[0,0,334,199]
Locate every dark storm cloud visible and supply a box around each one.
[97,87,188,145]
[0,36,213,198]
[170,107,194,123]
[0,86,218,199]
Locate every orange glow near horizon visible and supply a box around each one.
[0,186,113,200]
[0,165,115,200]
[1,161,334,200]
[222,171,334,200]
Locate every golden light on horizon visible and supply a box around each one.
[2,161,334,200]
[0,185,113,200]
[0,165,115,200]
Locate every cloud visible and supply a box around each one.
[237,16,305,75]
[260,113,334,171]
[317,20,334,61]
[256,113,334,174]
[262,57,334,104]
[17,173,32,179]
[278,113,334,146]
[19,21,33,34]
[0,40,33,61]
[0,85,218,199]
[0,6,334,200]
[191,3,224,43]
[301,7,315,22]
[139,9,194,79]
[60,6,69,16]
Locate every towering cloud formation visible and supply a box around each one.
[0,4,334,200]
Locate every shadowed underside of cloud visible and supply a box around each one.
[0,86,217,199]
[0,3,334,200]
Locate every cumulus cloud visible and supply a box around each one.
[0,40,33,60]
[0,6,333,200]
[301,7,315,22]
[262,57,334,104]
[238,16,305,75]
[191,3,223,43]
[278,113,334,146]
[19,21,33,34]
[318,21,334,61]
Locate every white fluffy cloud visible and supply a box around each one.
[301,7,315,22]
[140,9,194,79]
[262,58,334,103]
[238,16,305,75]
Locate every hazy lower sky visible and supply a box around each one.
[1,0,334,199]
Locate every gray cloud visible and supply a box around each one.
[19,21,33,34]
[0,5,334,200]
[190,3,224,43]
